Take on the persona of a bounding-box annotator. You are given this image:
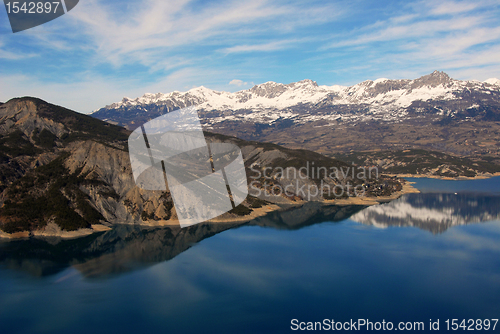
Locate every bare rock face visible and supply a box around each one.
[64,140,175,226]
[249,82,288,98]
[0,97,175,235]
[0,99,67,137]
[410,70,451,89]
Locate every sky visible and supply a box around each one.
[0,0,500,113]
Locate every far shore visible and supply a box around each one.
[0,224,112,240]
[390,172,500,181]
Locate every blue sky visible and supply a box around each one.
[1,0,500,113]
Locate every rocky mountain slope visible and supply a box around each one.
[92,71,500,174]
[334,149,500,178]
[0,97,400,237]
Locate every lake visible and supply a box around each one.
[1,177,500,333]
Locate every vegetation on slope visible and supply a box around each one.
[333,149,500,177]
[0,153,105,233]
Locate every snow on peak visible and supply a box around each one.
[98,71,499,114]
[485,78,500,86]
[373,78,389,84]
[187,86,218,97]
[293,79,319,87]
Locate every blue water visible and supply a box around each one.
[406,175,500,194]
[1,178,500,334]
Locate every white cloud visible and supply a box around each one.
[0,0,346,111]
[324,16,485,49]
[229,79,247,86]
[0,73,131,113]
[221,39,299,54]
[2,0,499,110]
[0,67,223,113]
[425,0,493,15]
[0,39,38,59]
[61,0,339,67]
[321,0,500,80]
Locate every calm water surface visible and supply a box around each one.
[1,177,500,333]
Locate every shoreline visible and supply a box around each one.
[391,172,500,181]
[0,205,284,240]
[207,204,283,223]
[123,203,284,226]
[0,179,422,241]
[0,224,111,240]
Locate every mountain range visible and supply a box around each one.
[92,71,500,177]
[94,71,500,128]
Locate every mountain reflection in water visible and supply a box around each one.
[1,193,499,278]
[351,193,500,233]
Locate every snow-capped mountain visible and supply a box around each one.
[92,71,500,160]
[93,71,500,129]
[108,79,339,111]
